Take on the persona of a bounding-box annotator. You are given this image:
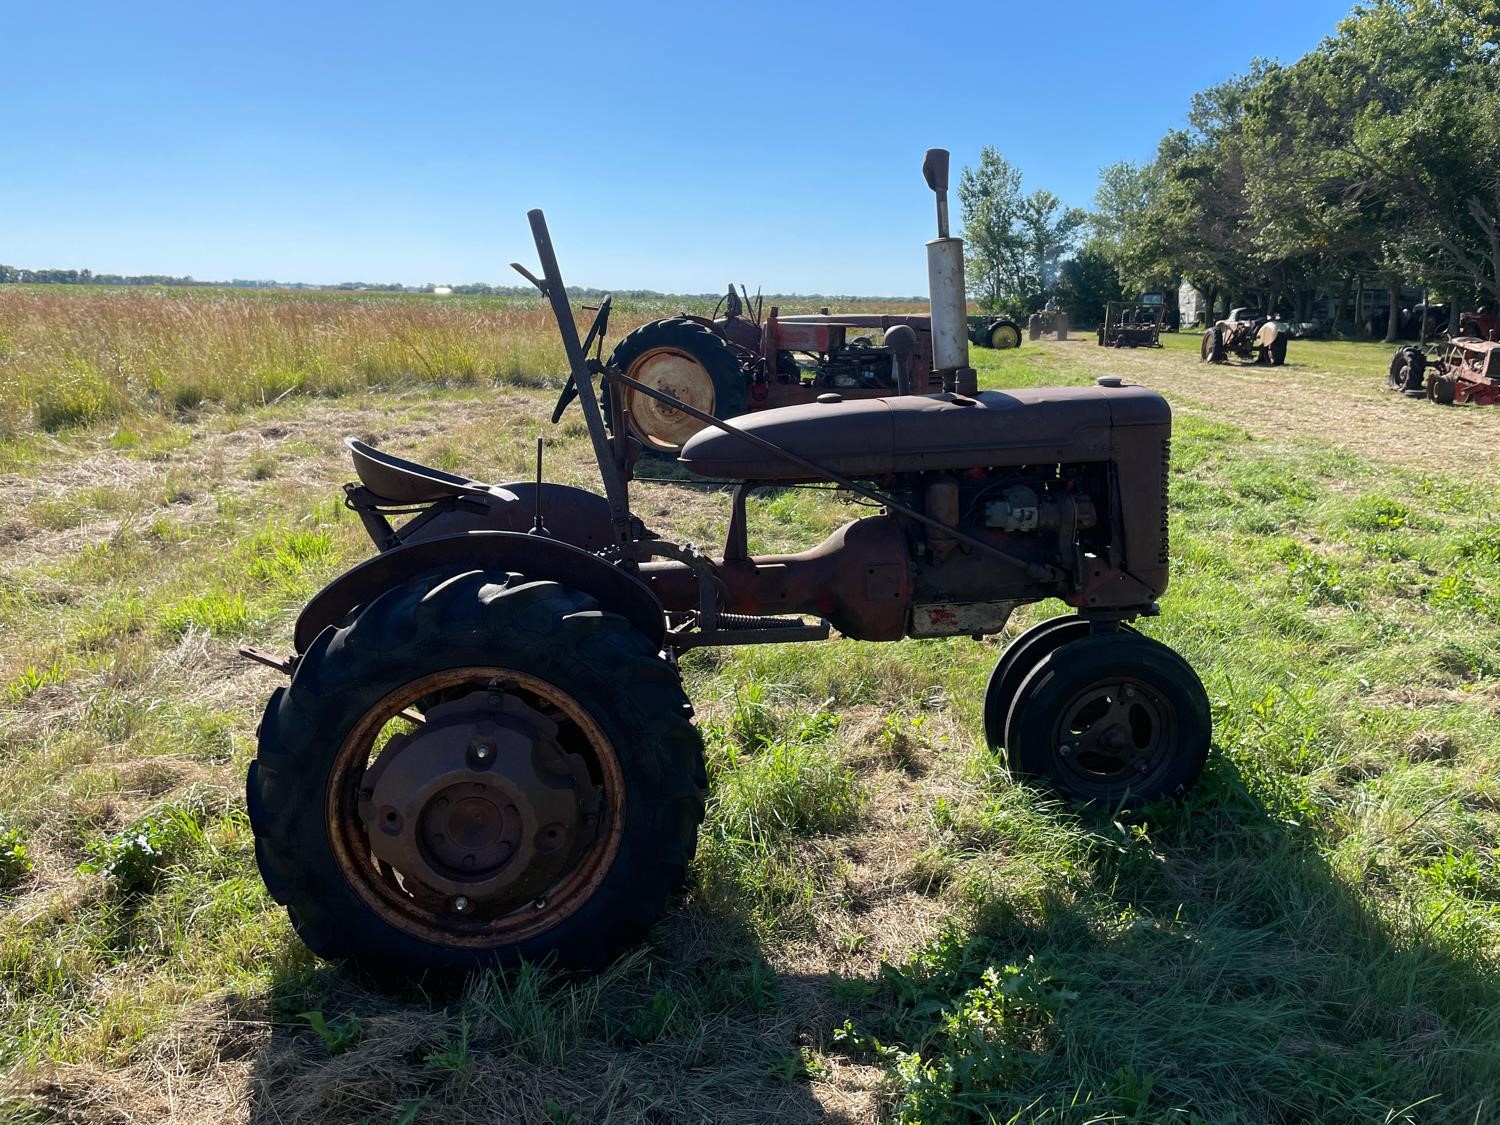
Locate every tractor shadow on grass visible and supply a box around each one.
[840,757,1500,1122]
[243,900,846,1125]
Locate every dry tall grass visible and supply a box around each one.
[0,286,928,441]
[0,288,585,437]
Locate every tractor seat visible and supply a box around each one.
[346,438,488,504]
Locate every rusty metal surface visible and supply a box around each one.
[292,532,665,653]
[639,515,913,642]
[620,345,719,449]
[326,667,625,949]
[677,385,1166,481]
[374,482,615,554]
[1436,338,1500,406]
[1098,303,1163,349]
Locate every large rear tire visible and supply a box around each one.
[1388,348,1425,395]
[605,318,749,457]
[988,320,1022,350]
[247,569,705,978]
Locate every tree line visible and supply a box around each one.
[964,0,1499,338]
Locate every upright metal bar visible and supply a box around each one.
[526,209,633,545]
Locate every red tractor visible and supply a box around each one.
[1390,337,1500,406]
[606,298,940,455]
[240,151,1211,979]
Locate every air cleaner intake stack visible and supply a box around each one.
[922,148,977,396]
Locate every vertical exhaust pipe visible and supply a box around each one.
[922,149,977,396]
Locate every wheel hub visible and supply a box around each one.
[626,348,716,449]
[358,691,596,911]
[1057,681,1172,782]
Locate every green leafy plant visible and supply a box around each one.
[423,1016,472,1074]
[298,1009,361,1055]
[82,797,208,894]
[0,823,33,891]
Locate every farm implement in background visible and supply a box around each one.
[1389,336,1500,405]
[1027,309,1070,341]
[1201,308,1289,366]
[604,290,943,456]
[240,149,1211,979]
[1098,302,1164,349]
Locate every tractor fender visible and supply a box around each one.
[292,531,664,653]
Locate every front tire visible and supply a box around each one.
[1201,328,1225,364]
[983,615,1093,751]
[1003,632,1210,804]
[1389,348,1425,394]
[247,569,705,977]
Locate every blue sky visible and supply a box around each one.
[2,0,1355,295]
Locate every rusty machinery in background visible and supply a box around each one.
[603,291,941,456]
[240,149,1211,979]
[1098,302,1164,349]
[1027,309,1070,341]
[1388,336,1500,406]
[1201,307,1289,366]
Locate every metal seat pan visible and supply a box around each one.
[346,437,485,504]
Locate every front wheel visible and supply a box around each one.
[247,569,705,977]
[983,615,1093,751]
[1003,632,1210,803]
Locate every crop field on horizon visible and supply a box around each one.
[1,288,1499,1123]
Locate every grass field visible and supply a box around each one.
[1,290,1498,1123]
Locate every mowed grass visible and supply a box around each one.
[0,301,1496,1122]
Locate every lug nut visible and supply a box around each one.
[1059,743,1073,757]
[1124,686,1137,698]
[468,739,495,768]
[451,896,470,913]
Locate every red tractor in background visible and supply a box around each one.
[1389,336,1500,406]
[605,294,939,455]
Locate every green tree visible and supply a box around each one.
[957,147,1027,313]
[1092,160,1169,292]
[1018,190,1088,301]
[1052,240,1127,327]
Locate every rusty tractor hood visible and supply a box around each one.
[677,385,1169,481]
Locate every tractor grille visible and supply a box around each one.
[1158,437,1171,565]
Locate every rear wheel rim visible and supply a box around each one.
[624,347,716,450]
[327,666,625,949]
